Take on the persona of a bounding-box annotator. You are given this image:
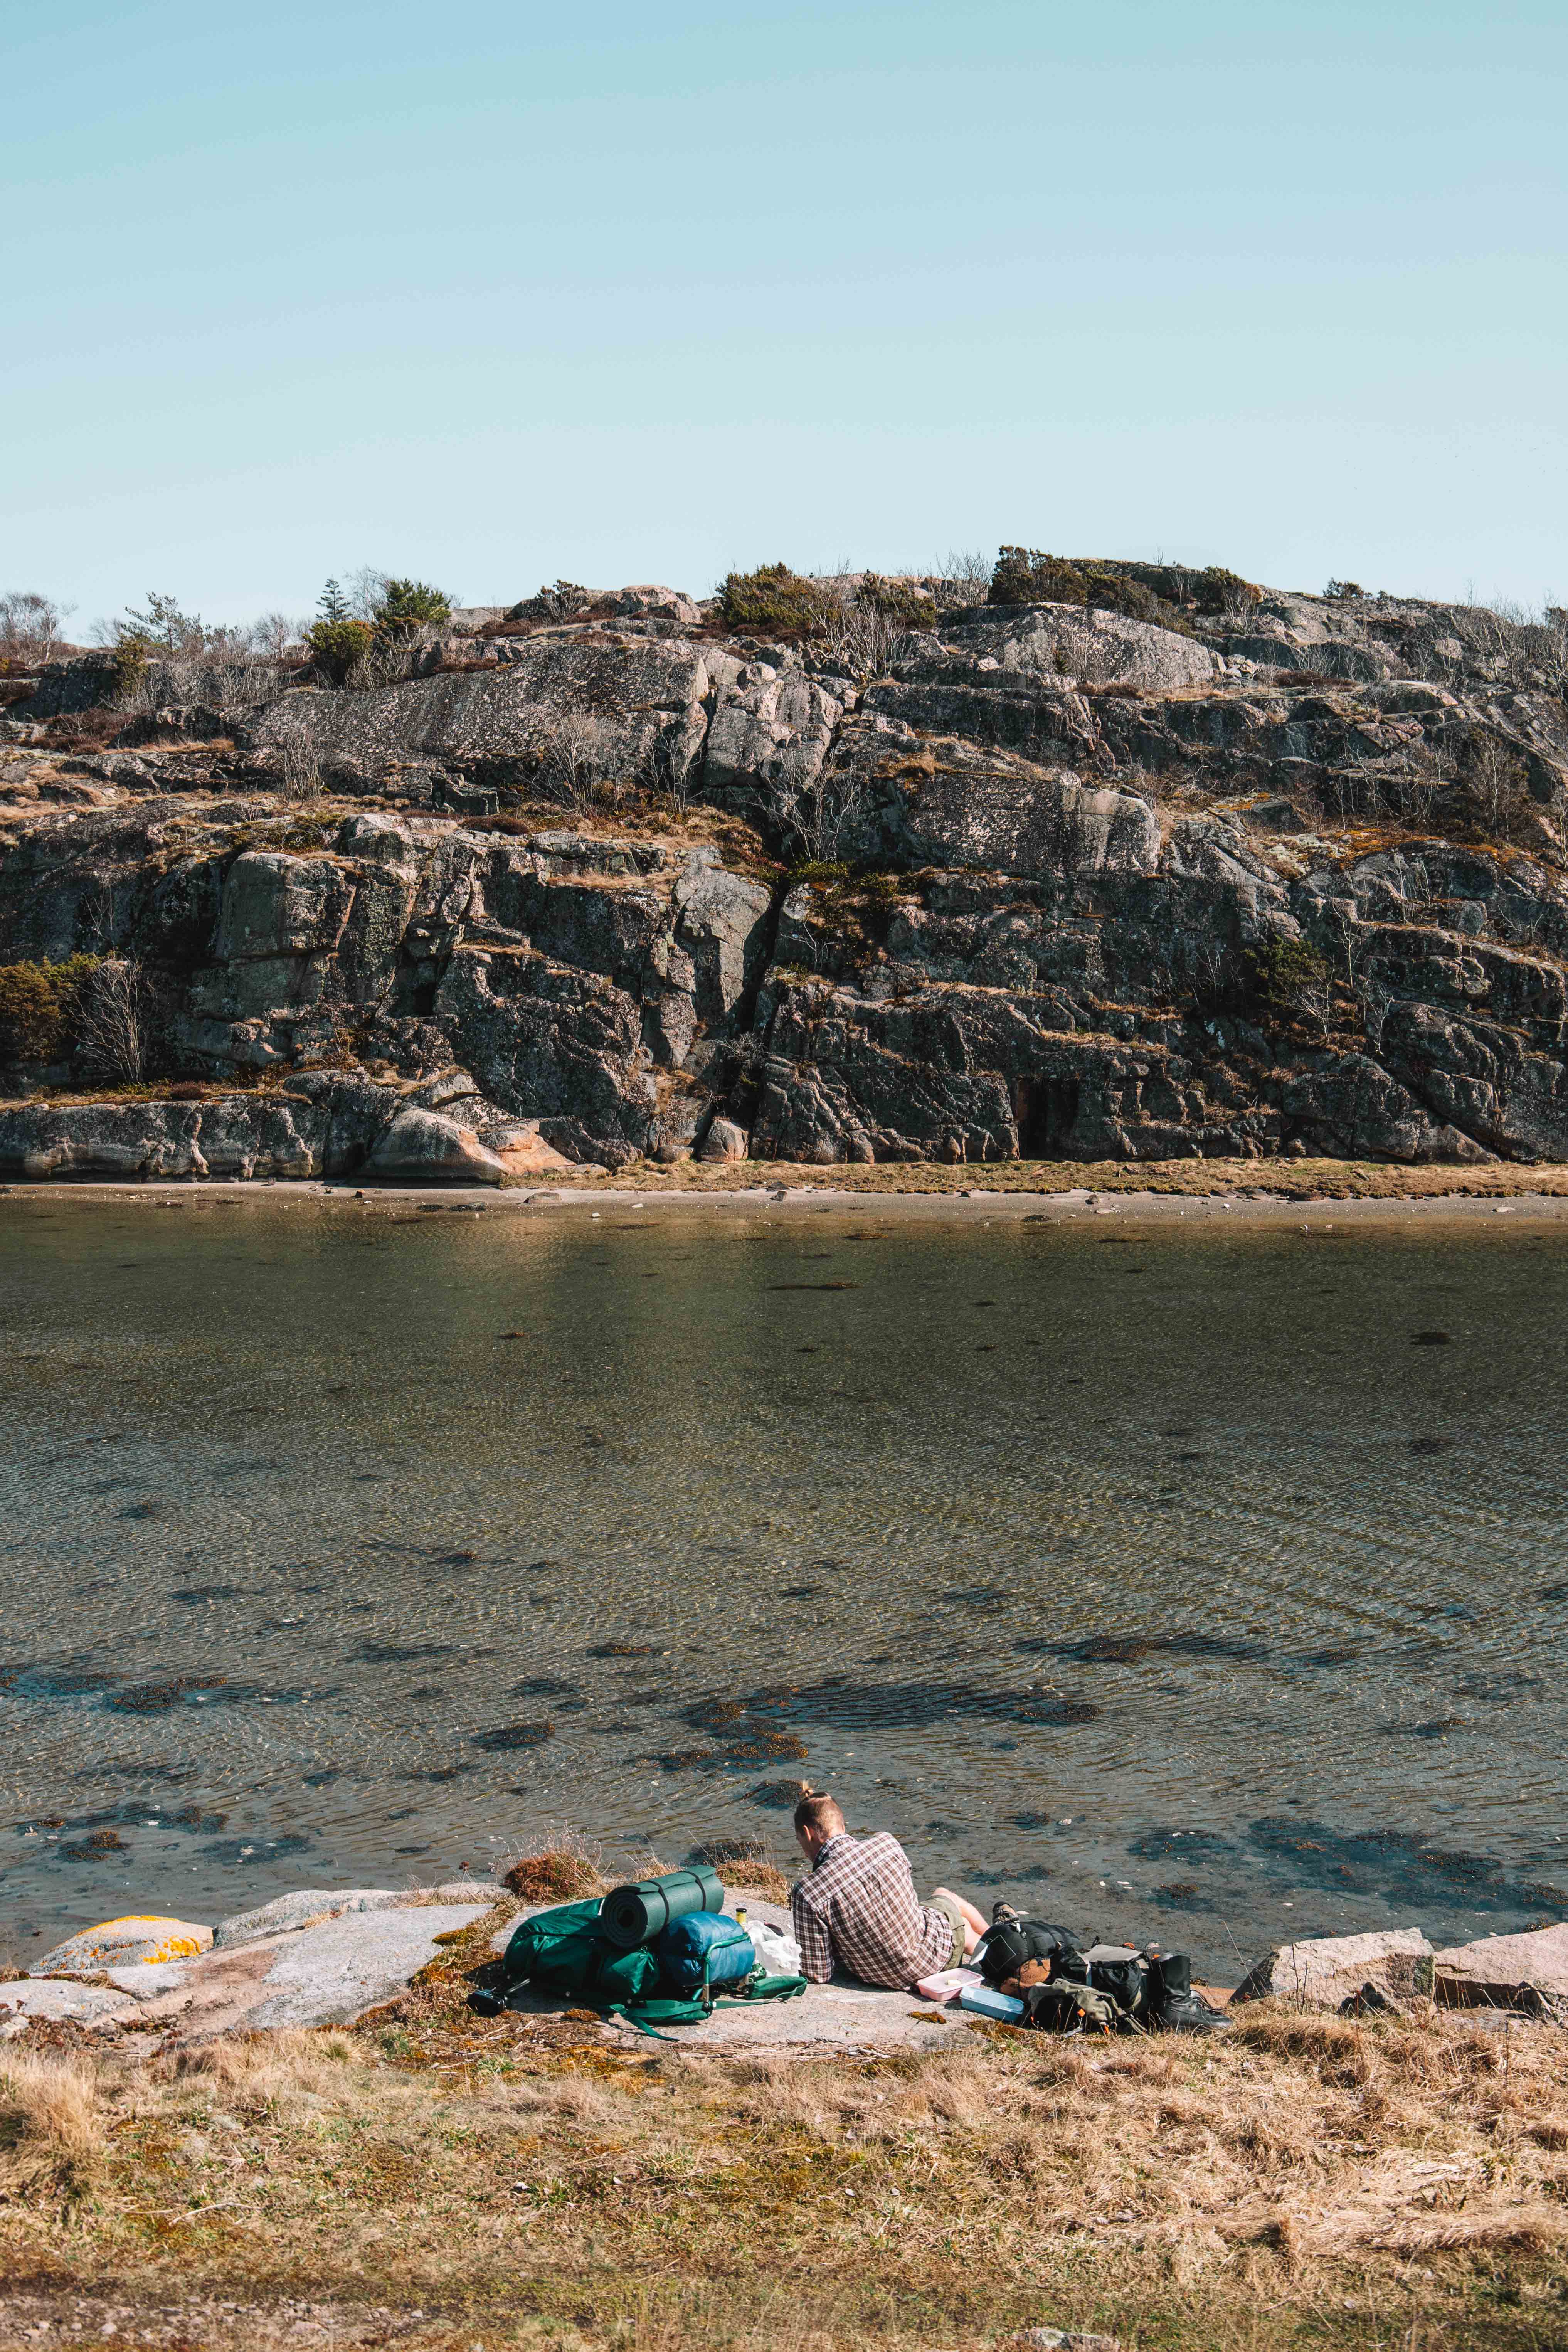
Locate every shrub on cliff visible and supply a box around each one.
[373,579,452,635]
[0,956,103,1063]
[856,574,937,629]
[305,618,374,685]
[988,548,1192,634]
[717,562,829,635]
[106,632,152,705]
[1186,565,1263,616]
[1245,935,1336,1035]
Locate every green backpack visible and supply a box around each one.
[478,1897,807,2035]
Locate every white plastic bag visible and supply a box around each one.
[749,1921,803,1975]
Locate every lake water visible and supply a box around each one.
[2,1188,1565,1979]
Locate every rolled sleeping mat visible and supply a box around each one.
[599,1865,726,1948]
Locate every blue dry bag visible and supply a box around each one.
[656,1910,756,1996]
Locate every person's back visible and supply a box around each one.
[789,1791,986,1990]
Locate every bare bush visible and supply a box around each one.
[272,703,322,801]
[1468,733,1533,841]
[775,748,870,862]
[0,590,72,668]
[814,590,905,681]
[536,711,622,812]
[939,549,993,601]
[76,957,148,1083]
[249,611,308,662]
[636,731,697,814]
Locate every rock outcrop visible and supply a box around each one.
[4,564,1568,1172]
[1231,1928,1435,2010]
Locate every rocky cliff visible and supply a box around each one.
[3,563,1567,1176]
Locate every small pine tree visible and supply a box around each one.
[374,579,451,635]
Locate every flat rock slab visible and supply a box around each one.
[214,1882,501,1948]
[1232,1928,1433,2009]
[1,1977,133,2034]
[1434,1923,1568,2011]
[494,1889,972,2056]
[4,1903,491,2041]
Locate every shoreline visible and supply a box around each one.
[8,1153,1568,1226]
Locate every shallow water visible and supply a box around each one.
[2,1190,1565,1978]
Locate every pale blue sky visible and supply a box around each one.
[5,0,1565,625]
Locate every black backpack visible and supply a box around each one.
[973,1917,1080,1987]
[974,1917,1225,2036]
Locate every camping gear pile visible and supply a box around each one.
[959,1911,1230,2034]
[474,1865,808,2034]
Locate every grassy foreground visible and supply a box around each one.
[3,1950,1565,2352]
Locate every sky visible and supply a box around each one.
[4,0,1566,628]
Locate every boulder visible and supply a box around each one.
[1433,1924,1568,2015]
[1232,1928,1433,2009]
[486,1123,574,1176]
[365,1107,511,1184]
[34,1915,212,1971]
[700,1116,749,1162]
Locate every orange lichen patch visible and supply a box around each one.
[42,1916,214,1969]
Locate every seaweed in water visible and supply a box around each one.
[200,1832,313,1866]
[105,1675,229,1714]
[1247,1816,1568,1920]
[355,1640,458,1664]
[747,1778,811,1809]
[740,1678,1102,1731]
[9,1666,121,1697]
[59,1827,127,1861]
[1016,1630,1270,1666]
[1151,1882,1218,1912]
[470,1721,555,1753]
[661,1696,811,1769]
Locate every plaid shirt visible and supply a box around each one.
[791,1832,953,1989]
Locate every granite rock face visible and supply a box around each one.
[4,565,1568,1171]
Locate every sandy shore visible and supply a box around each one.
[10,1154,1568,1228]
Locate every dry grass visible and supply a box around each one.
[532,1154,1568,1202]
[502,1831,609,1904]
[1,2002,1565,2349]
[0,2046,103,2201]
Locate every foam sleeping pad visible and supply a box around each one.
[599,1866,726,1948]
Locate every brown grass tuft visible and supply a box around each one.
[0,2050,103,2199]
[503,1846,608,1903]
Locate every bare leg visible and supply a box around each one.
[932,1886,988,1955]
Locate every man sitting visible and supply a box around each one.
[789,1788,988,1989]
